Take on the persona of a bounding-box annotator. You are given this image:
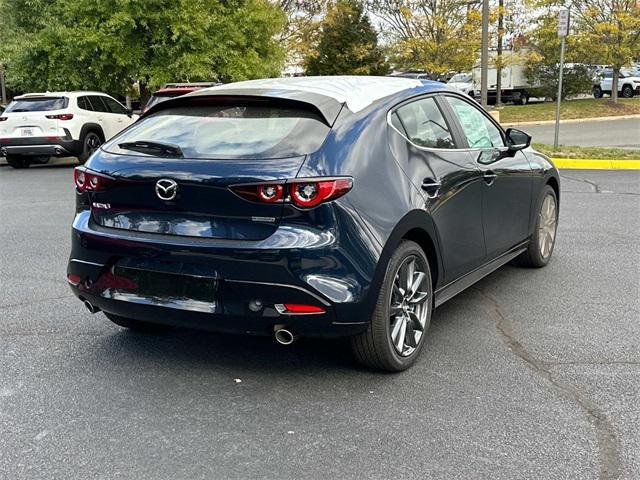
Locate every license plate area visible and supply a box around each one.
[21,128,35,137]
[101,265,218,313]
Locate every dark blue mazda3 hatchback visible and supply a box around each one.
[67,76,560,371]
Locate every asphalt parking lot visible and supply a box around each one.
[1,160,638,480]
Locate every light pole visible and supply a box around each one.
[480,0,490,108]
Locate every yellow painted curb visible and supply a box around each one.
[551,158,640,170]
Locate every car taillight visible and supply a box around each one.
[0,117,7,122]
[74,167,113,192]
[230,177,353,209]
[46,113,74,120]
[290,178,352,208]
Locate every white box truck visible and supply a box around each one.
[472,49,533,104]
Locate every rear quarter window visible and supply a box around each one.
[104,105,331,159]
[6,97,69,112]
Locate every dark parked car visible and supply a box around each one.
[67,77,559,371]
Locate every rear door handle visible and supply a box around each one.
[421,178,441,198]
[483,171,497,185]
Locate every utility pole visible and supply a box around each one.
[480,0,490,108]
[0,64,7,105]
[554,7,570,150]
[496,0,504,107]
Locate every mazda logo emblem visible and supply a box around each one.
[155,179,178,201]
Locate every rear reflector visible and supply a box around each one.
[67,274,81,285]
[275,303,326,315]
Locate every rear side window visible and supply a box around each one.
[6,97,69,112]
[77,96,93,111]
[395,97,456,149]
[104,105,331,159]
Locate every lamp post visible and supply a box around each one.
[480,0,490,108]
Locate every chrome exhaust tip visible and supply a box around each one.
[274,327,297,345]
[54,147,63,156]
[83,300,100,314]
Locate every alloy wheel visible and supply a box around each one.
[538,194,557,259]
[389,255,430,357]
[86,134,101,155]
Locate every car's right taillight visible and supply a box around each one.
[230,177,353,209]
[74,166,114,192]
[0,117,7,122]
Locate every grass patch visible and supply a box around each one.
[534,143,640,160]
[500,97,640,123]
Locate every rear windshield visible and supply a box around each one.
[6,97,69,112]
[104,105,331,159]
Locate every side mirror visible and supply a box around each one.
[505,128,531,151]
[126,108,134,117]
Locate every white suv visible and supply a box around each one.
[593,68,640,98]
[0,91,138,168]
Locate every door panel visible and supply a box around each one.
[389,98,486,283]
[444,95,532,258]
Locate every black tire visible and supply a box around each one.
[78,131,102,164]
[517,185,558,268]
[104,312,172,333]
[593,86,603,99]
[621,85,634,98]
[5,155,31,169]
[351,240,433,372]
[515,93,529,105]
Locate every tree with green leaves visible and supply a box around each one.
[367,0,482,76]
[524,10,593,100]
[0,0,286,101]
[304,0,388,76]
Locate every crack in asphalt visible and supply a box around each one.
[560,174,603,193]
[474,288,622,480]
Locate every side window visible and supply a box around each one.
[395,97,456,149]
[89,96,110,113]
[103,97,128,115]
[77,96,93,111]
[445,96,504,148]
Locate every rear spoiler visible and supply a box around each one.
[142,88,345,127]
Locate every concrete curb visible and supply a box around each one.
[552,158,640,170]
[504,114,640,127]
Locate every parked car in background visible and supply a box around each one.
[472,49,534,104]
[144,82,220,112]
[67,76,559,372]
[447,72,474,96]
[388,70,433,80]
[593,68,640,98]
[0,91,137,168]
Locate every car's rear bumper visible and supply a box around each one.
[0,136,81,157]
[67,210,377,338]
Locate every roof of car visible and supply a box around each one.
[14,91,111,99]
[196,76,439,114]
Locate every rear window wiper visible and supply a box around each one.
[118,140,184,158]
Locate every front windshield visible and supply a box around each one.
[449,74,472,83]
[621,68,639,77]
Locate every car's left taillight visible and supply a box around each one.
[0,117,8,122]
[74,167,114,192]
